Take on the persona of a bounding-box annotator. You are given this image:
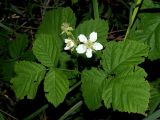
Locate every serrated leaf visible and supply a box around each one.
[74,19,109,45]
[8,34,28,58]
[102,66,150,114]
[128,13,160,60]
[44,68,69,107]
[101,40,149,74]
[81,68,106,110]
[33,34,60,67]
[37,7,76,48]
[11,61,46,99]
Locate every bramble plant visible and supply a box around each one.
[1,0,160,119]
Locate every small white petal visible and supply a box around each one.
[78,34,87,43]
[64,39,70,43]
[89,32,97,42]
[86,48,92,58]
[93,42,103,50]
[64,46,70,50]
[70,42,74,48]
[76,44,87,54]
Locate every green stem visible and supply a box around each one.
[23,104,48,120]
[124,0,143,40]
[92,0,99,19]
[0,109,18,120]
[58,101,83,120]
[69,81,81,92]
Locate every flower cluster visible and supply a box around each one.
[61,23,103,58]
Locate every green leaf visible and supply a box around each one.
[8,34,28,58]
[149,86,160,114]
[44,68,69,107]
[21,50,36,61]
[81,68,106,110]
[101,40,149,74]
[102,66,150,114]
[37,7,76,48]
[1,61,15,81]
[33,34,60,67]
[128,13,160,60]
[148,79,160,114]
[74,19,109,45]
[143,109,160,120]
[11,61,46,99]
[141,0,160,9]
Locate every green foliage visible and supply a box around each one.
[44,68,69,107]
[102,66,150,114]
[21,50,36,61]
[8,34,28,59]
[101,40,149,73]
[74,19,109,45]
[128,13,160,60]
[33,34,60,67]
[11,61,46,99]
[141,0,160,9]
[1,61,15,81]
[9,0,160,117]
[81,68,106,110]
[37,7,76,48]
[143,109,160,120]
[149,79,160,114]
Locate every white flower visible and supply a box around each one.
[76,32,103,58]
[64,38,75,50]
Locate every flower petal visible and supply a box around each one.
[86,48,92,58]
[70,42,74,48]
[64,39,71,43]
[76,44,87,54]
[64,46,70,50]
[78,34,87,43]
[89,32,97,42]
[93,42,103,50]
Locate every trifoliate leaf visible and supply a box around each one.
[33,34,60,67]
[101,40,149,74]
[11,61,46,99]
[128,13,160,60]
[74,19,109,45]
[8,34,28,58]
[44,68,69,107]
[81,68,106,110]
[102,66,150,114]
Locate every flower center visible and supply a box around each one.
[86,41,93,49]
